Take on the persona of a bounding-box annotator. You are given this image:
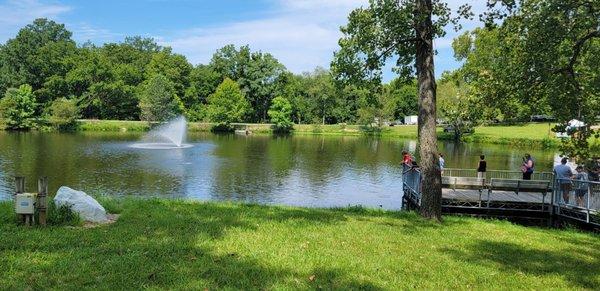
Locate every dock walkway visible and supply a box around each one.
[402,166,600,228]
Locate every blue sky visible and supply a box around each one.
[0,0,486,81]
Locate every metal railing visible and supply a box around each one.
[443,168,554,182]
[553,178,600,225]
[402,165,421,206]
[404,166,600,226]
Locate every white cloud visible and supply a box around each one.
[70,22,124,43]
[162,0,487,75]
[0,0,71,42]
[161,0,367,73]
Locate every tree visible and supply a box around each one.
[332,0,526,220]
[47,98,79,130]
[184,64,221,121]
[139,74,183,122]
[437,74,480,140]
[357,88,395,129]
[0,18,77,105]
[0,84,37,130]
[386,78,418,120]
[206,78,249,130]
[305,68,339,125]
[332,0,463,220]
[455,0,600,162]
[210,45,286,122]
[268,96,293,132]
[145,49,192,102]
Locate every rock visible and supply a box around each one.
[54,186,108,223]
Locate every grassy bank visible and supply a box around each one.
[76,119,565,147]
[0,199,598,289]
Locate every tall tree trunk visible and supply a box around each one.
[415,0,442,221]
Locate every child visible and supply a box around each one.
[575,166,589,207]
[402,150,413,169]
[477,155,486,180]
[439,153,445,175]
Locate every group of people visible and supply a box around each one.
[554,156,600,206]
[402,150,599,208]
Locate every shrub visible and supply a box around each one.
[47,98,80,130]
[47,201,81,226]
[0,84,37,130]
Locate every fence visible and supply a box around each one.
[443,168,554,182]
[402,165,421,206]
[553,178,600,224]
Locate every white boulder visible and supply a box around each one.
[54,186,108,223]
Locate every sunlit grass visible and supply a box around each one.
[474,123,555,140]
[1,199,598,289]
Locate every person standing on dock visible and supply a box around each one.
[521,154,534,180]
[554,157,574,204]
[438,153,445,175]
[574,166,589,207]
[477,155,486,180]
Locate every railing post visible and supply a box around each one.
[14,177,25,223]
[37,177,48,226]
[586,183,591,223]
[15,176,25,195]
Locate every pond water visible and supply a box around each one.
[0,132,557,209]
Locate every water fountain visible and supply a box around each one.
[130,116,193,149]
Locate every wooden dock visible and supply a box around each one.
[402,167,600,229]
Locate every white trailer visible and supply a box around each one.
[404,115,418,125]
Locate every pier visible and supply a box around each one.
[402,166,600,229]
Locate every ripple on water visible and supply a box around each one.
[128,143,194,150]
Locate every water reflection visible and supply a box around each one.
[0,132,557,209]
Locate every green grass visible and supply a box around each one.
[461,123,559,148]
[1,199,598,289]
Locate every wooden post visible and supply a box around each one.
[37,177,48,226]
[15,177,25,194]
[15,177,25,223]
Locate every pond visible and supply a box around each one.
[0,132,557,209]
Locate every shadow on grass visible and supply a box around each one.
[443,240,600,289]
[0,200,386,289]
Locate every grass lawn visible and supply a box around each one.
[473,123,555,140]
[1,199,598,290]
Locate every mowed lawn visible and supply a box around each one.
[0,199,598,290]
[474,123,556,140]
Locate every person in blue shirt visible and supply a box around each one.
[554,157,574,204]
[438,153,445,175]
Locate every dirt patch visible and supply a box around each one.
[82,213,120,228]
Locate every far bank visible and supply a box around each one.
[75,120,568,149]
[3,118,598,149]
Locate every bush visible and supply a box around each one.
[0,84,37,130]
[47,98,80,130]
[268,96,293,133]
[47,201,81,226]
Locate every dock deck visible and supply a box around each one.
[403,166,600,229]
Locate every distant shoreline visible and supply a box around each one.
[72,120,572,149]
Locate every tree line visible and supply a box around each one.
[0,18,419,131]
